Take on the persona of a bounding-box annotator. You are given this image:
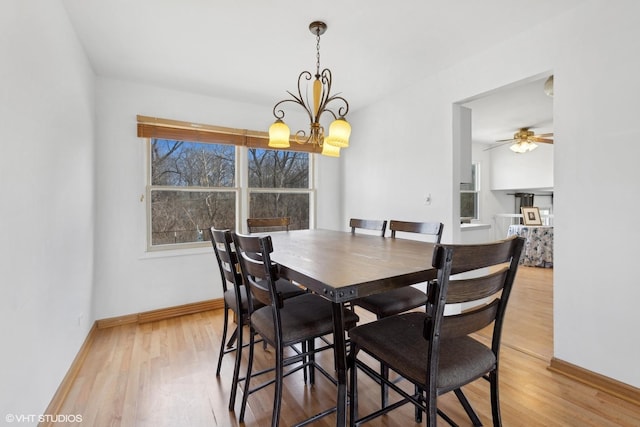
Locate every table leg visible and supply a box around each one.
[332,302,347,427]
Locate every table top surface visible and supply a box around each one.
[267,229,437,303]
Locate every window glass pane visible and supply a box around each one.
[460,192,478,219]
[151,139,235,187]
[248,149,309,188]
[249,193,310,230]
[460,163,477,191]
[151,190,235,245]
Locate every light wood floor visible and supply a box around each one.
[55,267,640,426]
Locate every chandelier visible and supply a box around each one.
[268,21,351,157]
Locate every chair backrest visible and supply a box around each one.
[349,218,387,237]
[425,236,525,390]
[246,217,290,234]
[232,232,284,314]
[210,227,245,305]
[389,220,444,242]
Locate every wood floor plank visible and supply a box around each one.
[52,267,640,426]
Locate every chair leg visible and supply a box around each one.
[427,388,438,427]
[239,328,256,421]
[271,343,284,427]
[348,347,359,426]
[301,341,308,384]
[454,388,482,426]
[490,370,502,427]
[414,385,423,423]
[216,306,230,376]
[228,317,244,411]
[308,338,316,385]
[380,363,389,408]
[226,327,238,349]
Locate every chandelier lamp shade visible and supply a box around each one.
[268,21,351,157]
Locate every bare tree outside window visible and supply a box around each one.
[150,139,236,246]
[248,148,311,231]
[147,140,312,249]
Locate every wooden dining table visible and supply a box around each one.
[267,229,437,427]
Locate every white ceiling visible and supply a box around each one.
[62,0,574,141]
[464,76,554,145]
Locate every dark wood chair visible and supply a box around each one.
[232,232,359,427]
[246,217,290,233]
[209,227,304,412]
[352,220,444,406]
[348,236,525,427]
[349,218,387,236]
[354,220,444,318]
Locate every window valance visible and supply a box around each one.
[136,115,321,154]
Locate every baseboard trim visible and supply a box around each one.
[96,298,225,329]
[41,298,224,426]
[40,322,98,427]
[548,357,640,406]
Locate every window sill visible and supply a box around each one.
[460,223,491,231]
[139,245,212,260]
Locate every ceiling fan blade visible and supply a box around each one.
[495,138,516,143]
[529,137,554,144]
[483,140,513,151]
[536,133,554,137]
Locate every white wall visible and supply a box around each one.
[345,0,640,388]
[0,0,96,418]
[474,144,511,232]
[93,78,342,319]
[473,143,555,239]
[552,0,640,388]
[344,81,454,237]
[490,143,554,190]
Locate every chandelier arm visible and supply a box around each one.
[293,130,313,145]
[324,95,350,118]
[296,71,315,120]
[272,97,310,121]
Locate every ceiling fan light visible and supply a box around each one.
[510,142,526,153]
[269,119,291,148]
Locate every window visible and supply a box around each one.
[149,139,236,246]
[460,163,479,221]
[140,116,314,250]
[248,149,311,230]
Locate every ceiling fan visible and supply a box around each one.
[485,127,554,153]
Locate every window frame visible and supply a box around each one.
[460,162,480,221]
[140,116,316,252]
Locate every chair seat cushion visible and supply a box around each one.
[224,280,303,314]
[224,286,255,313]
[354,286,427,318]
[274,279,306,299]
[348,312,496,393]
[251,293,359,347]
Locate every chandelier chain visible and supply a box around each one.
[315,30,321,77]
